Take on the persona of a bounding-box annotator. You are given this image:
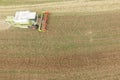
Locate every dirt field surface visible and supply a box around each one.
[0,20,11,30]
[1,52,120,80]
[0,0,120,80]
[0,11,120,80]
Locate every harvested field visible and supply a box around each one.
[0,11,120,80]
[0,0,120,80]
[0,20,11,30]
[0,0,120,19]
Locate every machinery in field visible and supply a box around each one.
[5,11,49,32]
[30,11,49,32]
[39,12,49,31]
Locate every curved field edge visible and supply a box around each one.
[0,0,120,19]
[0,0,72,6]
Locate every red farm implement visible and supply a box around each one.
[38,11,49,32]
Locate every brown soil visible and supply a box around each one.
[0,20,11,30]
[0,9,120,80]
[0,51,120,80]
[0,51,120,70]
